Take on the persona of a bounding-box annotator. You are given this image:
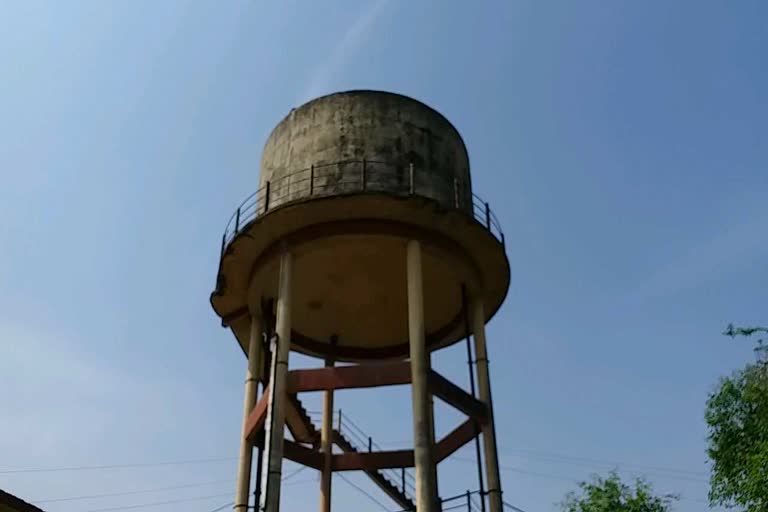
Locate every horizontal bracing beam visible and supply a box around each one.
[287,362,412,393]
[332,449,414,471]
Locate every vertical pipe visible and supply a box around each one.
[262,250,293,512]
[453,178,460,209]
[409,163,415,195]
[310,165,315,196]
[472,298,502,512]
[407,240,436,512]
[253,432,264,511]
[234,315,264,511]
[320,339,335,512]
[462,286,486,512]
[427,353,440,510]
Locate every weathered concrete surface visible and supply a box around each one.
[260,91,472,213]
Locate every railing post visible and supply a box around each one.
[362,158,367,191]
[264,181,271,213]
[310,165,314,195]
[454,177,460,209]
[368,437,372,452]
[409,163,415,195]
[485,202,491,229]
[466,491,471,512]
[337,409,342,433]
[402,468,406,494]
[235,207,241,233]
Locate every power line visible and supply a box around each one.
[207,503,234,512]
[451,450,709,485]
[282,465,309,482]
[503,499,529,512]
[83,492,232,512]
[0,457,237,474]
[498,449,708,478]
[33,479,231,504]
[337,472,392,512]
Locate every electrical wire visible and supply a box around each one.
[0,457,237,474]
[337,472,392,512]
[452,453,708,484]
[32,479,232,503]
[82,492,232,512]
[282,465,308,481]
[498,449,708,478]
[503,499,529,512]
[206,503,234,512]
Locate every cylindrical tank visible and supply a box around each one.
[212,90,509,361]
[260,91,472,214]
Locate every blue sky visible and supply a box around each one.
[1,1,766,511]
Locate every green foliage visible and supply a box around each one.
[723,323,768,359]
[705,361,768,511]
[561,473,676,512]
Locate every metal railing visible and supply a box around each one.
[218,159,505,258]
[308,409,417,501]
[307,408,514,512]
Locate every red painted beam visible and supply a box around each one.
[288,362,412,393]
[284,440,322,470]
[244,386,270,441]
[428,370,488,422]
[332,450,414,471]
[436,419,478,462]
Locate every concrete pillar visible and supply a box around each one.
[234,314,264,511]
[262,250,293,512]
[472,298,503,512]
[407,240,436,512]
[319,355,334,512]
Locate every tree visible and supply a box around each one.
[561,473,676,512]
[705,359,768,511]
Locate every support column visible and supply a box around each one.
[319,349,335,512]
[407,240,436,512]
[262,250,293,512]
[235,314,264,511]
[472,298,503,512]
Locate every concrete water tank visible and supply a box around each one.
[211,90,509,361]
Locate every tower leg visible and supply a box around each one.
[407,240,437,512]
[320,353,335,512]
[262,250,293,512]
[471,298,503,512]
[235,314,264,511]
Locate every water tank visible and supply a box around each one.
[211,90,509,361]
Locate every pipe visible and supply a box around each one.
[472,298,503,512]
[262,250,293,512]
[234,314,264,510]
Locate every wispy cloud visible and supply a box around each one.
[630,205,768,304]
[299,0,389,102]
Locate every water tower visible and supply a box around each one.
[211,91,510,512]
